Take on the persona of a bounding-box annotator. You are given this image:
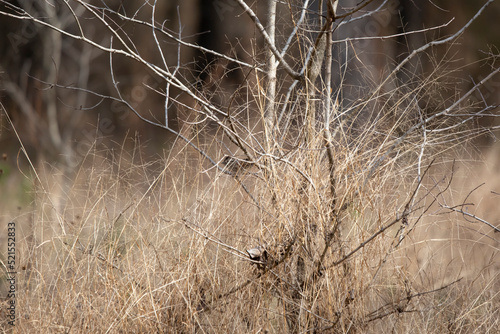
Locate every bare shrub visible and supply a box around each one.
[1,0,499,332]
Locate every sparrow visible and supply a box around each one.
[221,156,253,174]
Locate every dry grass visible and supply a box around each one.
[1,3,499,332]
[0,133,499,333]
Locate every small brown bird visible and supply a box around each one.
[246,245,265,261]
[246,245,268,270]
[222,156,253,174]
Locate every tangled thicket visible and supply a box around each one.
[1,0,499,332]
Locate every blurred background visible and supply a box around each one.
[0,0,499,176]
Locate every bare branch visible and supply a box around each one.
[234,0,302,80]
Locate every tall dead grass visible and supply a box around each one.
[1,3,499,331]
[0,129,498,333]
